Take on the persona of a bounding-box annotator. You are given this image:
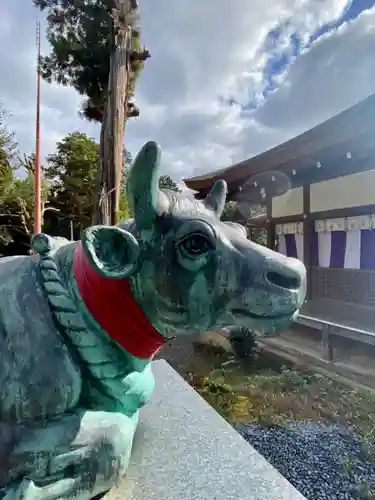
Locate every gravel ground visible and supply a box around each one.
[236,421,375,500]
[158,336,375,499]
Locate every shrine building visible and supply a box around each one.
[184,94,375,332]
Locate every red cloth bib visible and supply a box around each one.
[73,242,166,359]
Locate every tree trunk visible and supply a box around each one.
[94,0,133,226]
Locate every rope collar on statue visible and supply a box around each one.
[73,241,166,359]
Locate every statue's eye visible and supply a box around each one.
[179,233,214,257]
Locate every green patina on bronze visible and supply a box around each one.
[0,141,306,500]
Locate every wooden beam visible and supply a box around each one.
[185,94,375,191]
[310,204,375,220]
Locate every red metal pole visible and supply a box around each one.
[34,21,42,235]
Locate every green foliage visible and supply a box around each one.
[118,149,133,222]
[221,201,237,222]
[118,190,133,221]
[124,149,132,168]
[0,164,14,203]
[33,0,149,122]
[229,327,257,361]
[159,175,181,193]
[188,349,375,436]
[221,201,267,245]
[222,202,265,222]
[17,153,37,175]
[0,104,17,170]
[0,162,17,249]
[0,171,51,252]
[1,125,134,249]
[0,106,40,253]
[0,108,113,251]
[251,227,267,246]
[0,175,35,252]
[44,132,100,235]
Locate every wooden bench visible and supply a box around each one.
[298,314,375,361]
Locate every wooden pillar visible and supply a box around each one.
[266,196,275,250]
[303,184,313,300]
[322,325,334,362]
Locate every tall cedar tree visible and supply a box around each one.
[33,0,150,122]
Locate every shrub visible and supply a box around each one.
[229,327,257,361]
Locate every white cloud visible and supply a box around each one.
[128,0,368,178]
[256,8,375,131]
[0,2,98,163]
[1,0,374,183]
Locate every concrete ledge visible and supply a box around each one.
[105,360,306,500]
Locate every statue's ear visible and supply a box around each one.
[82,225,139,279]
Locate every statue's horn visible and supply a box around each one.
[126,141,168,229]
[204,179,227,217]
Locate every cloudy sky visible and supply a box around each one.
[1,0,375,182]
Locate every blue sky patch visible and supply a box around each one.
[242,0,374,111]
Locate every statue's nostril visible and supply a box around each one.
[266,271,300,291]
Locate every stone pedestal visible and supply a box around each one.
[104,360,306,500]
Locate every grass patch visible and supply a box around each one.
[175,341,375,500]
[184,343,375,450]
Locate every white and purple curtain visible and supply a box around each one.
[312,229,375,269]
[278,233,304,262]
